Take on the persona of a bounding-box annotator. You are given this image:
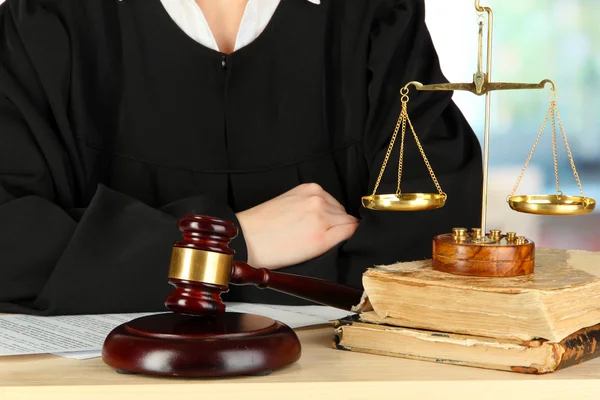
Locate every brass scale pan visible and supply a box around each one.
[362,88,596,215]
[362,193,596,215]
[362,193,447,212]
[508,195,596,216]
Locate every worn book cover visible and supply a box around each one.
[333,313,600,374]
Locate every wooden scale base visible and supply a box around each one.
[432,228,535,277]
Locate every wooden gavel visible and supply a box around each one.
[102,215,363,378]
[165,214,363,314]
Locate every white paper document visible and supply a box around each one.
[0,304,353,359]
[0,312,155,357]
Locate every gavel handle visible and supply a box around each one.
[230,262,363,312]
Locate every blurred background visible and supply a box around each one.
[0,0,597,249]
[425,0,600,250]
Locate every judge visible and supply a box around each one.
[0,0,482,315]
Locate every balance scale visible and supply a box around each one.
[361,0,596,278]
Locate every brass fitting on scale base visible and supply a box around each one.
[450,227,530,246]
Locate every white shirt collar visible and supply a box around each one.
[162,0,321,53]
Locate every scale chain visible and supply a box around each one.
[551,102,562,197]
[405,111,445,196]
[370,87,445,198]
[555,106,586,198]
[510,90,586,199]
[371,102,404,197]
[509,102,552,197]
[396,109,407,197]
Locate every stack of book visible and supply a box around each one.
[334,248,600,374]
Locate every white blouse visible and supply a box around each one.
[160,0,321,53]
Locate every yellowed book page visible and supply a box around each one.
[335,320,560,374]
[362,249,600,342]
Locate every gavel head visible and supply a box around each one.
[164,215,238,316]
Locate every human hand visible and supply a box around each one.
[236,184,360,270]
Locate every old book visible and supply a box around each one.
[333,313,600,374]
[359,248,600,342]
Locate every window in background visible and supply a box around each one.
[425,0,600,250]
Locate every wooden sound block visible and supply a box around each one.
[102,312,301,377]
[432,231,535,277]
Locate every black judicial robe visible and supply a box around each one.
[0,0,482,315]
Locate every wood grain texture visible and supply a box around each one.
[102,312,301,377]
[231,261,363,311]
[432,234,535,277]
[165,279,229,315]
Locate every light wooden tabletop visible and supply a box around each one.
[1,325,600,400]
